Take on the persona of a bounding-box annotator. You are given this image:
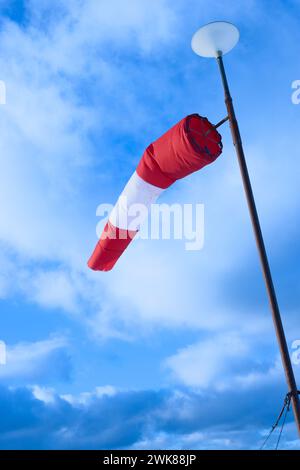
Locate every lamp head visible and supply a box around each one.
[191,21,240,58]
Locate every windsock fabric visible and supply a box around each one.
[88,114,222,271]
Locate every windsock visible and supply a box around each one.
[88,114,223,271]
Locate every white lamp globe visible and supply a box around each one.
[191,21,240,58]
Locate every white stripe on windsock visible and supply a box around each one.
[109,171,164,231]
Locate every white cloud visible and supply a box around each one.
[233,356,283,390]
[0,336,68,380]
[132,430,239,450]
[164,333,250,389]
[0,249,15,298]
[28,0,177,62]
[61,385,117,406]
[31,385,56,404]
[164,333,285,391]
[31,383,117,406]
[27,269,79,313]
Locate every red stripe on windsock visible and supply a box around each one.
[88,221,137,271]
[136,114,222,188]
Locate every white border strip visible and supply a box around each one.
[109,171,164,231]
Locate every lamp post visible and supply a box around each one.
[191,21,300,437]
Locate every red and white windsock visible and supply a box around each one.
[88,114,223,271]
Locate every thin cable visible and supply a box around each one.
[260,391,300,450]
[260,392,300,450]
[260,398,287,450]
[275,396,291,450]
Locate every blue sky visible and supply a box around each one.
[0,0,300,450]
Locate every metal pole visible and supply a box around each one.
[216,53,300,436]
